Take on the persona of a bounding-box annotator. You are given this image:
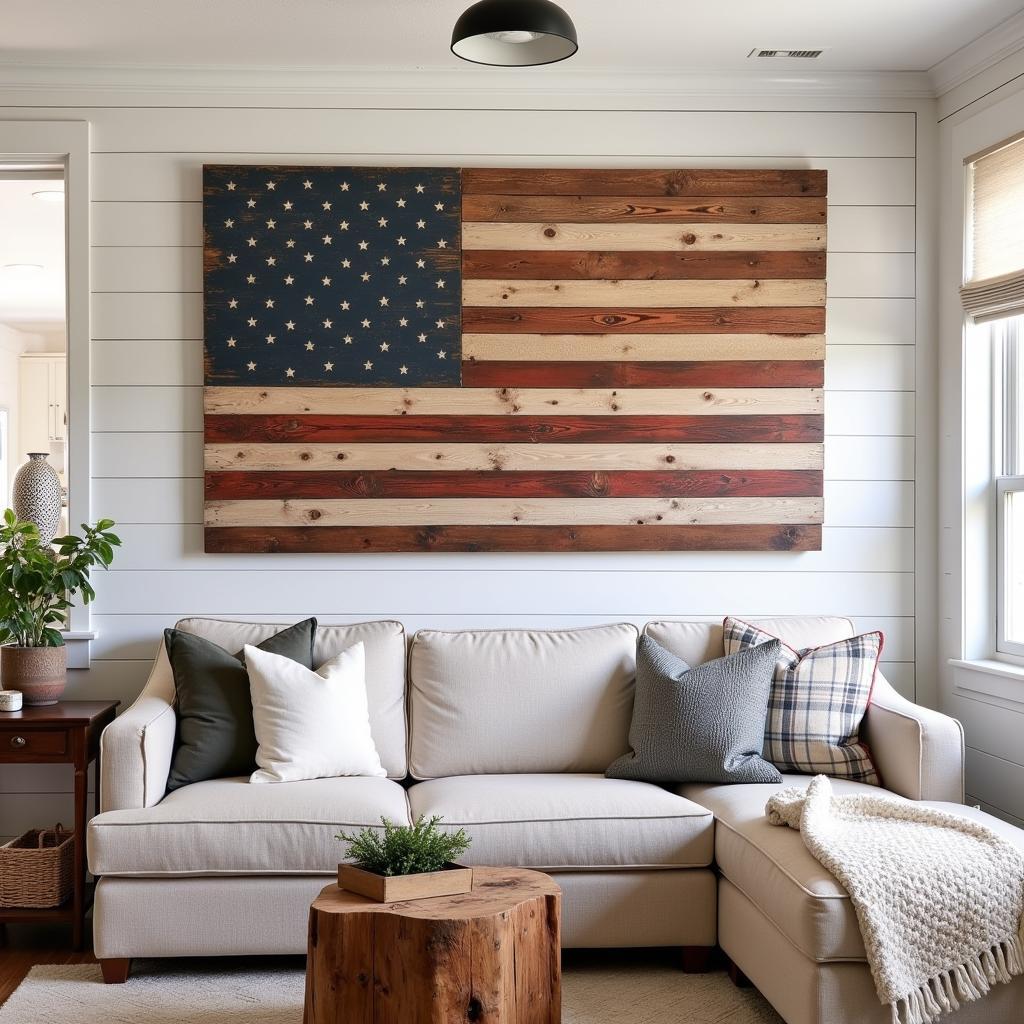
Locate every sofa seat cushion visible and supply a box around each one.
[679,776,1024,963]
[89,776,410,877]
[408,773,714,870]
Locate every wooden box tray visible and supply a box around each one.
[337,862,473,903]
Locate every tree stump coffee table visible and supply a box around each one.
[304,866,561,1024]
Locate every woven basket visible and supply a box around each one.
[0,824,74,908]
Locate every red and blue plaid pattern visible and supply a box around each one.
[723,617,881,785]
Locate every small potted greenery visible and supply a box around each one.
[336,815,473,902]
[0,511,121,705]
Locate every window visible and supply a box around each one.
[996,315,1024,656]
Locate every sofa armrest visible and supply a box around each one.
[862,673,965,803]
[99,641,177,812]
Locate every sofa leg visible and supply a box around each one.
[100,958,131,984]
[726,957,752,988]
[680,945,714,973]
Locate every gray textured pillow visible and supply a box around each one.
[606,634,783,785]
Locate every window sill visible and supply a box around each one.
[60,630,94,670]
[949,658,1024,709]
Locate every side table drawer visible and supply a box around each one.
[0,728,68,760]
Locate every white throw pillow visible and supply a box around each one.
[244,641,386,784]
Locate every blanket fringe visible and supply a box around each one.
[889,935,1023,1024]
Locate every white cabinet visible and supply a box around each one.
[19,355,67,460]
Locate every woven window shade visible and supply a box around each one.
[962,134,1024,322]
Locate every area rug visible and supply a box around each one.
[0,955,782,1023]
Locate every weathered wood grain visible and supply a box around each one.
[205,441,823,472]
[462,194,827,223]
[462,221,826,252]
[206,523,824,552]
[460,359,824,388]
[204,495,825,527]
[205,386,824,416]
[461,168,828,197]
[461,306,826,334]
[204,412,825,444]
[462,278,825,307]
[463,249,826,280]
[205,468,824,499]
[462,333,826,361]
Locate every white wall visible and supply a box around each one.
[0,323,26,503]
[938,56,1024,827]
[0,82,934,838]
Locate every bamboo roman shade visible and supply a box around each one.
[962,134,1024,322]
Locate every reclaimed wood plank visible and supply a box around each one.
[204,441,823,472]
[460,359,824,388]
[461,168,827,197]
[205,469,824,500]
[462,249,826,280]
[462,194,827,223]
[461,278,824,307]
[204,496,825,527]
[204,386,823,416]
[461,306,825,334]
[204,523,823,552]
[462,221,826,251]
[204,412,825,444]
[462,333,826,361]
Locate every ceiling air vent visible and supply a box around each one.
[749,48,824,59]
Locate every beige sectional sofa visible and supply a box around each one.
[88,615,1024,1023]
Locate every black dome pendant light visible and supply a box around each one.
[451,0,578,67]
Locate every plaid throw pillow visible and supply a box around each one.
[723,617,881,785]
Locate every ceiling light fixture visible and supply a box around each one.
[1,263,44,274]
[451,0,577,67]
[32,189,65,202]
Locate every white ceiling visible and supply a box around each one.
[0,0,1020,74]
[0,179,66,326]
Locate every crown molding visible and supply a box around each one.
[929,10,1024,97]
[0,61,934,104]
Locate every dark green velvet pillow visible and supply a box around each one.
[164,618,317,792]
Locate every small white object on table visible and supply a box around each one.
[0,690,23,712]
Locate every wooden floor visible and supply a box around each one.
[0,922,97,1007]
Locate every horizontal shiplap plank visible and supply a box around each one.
[878,663,915,700]
[824,435,913,481]
[102,524,914,574]
[0,794,84,838]
[92,201,202,247]
[92,245,203,293]
[90,476,906,528]
[85,109,916,158]
[825,481,913,527]
[826,298,915,345]
[90,568,913,617]
[92,340,204,386]
[826,253,915,299]
[89,386,904,435]
[824,345,915,392]
[92,292,203,340]
[92,386,203,431]
[94,431,203,478]
[965,747,1024,821]
[827,206,914,253]
[946,693,1024,774]
[91,155,915,206]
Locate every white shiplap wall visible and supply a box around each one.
[0,91,929,839]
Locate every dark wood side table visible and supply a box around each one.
[0,700,119,950]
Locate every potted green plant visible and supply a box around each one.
[336,815,473,902]
[0,511,121,706]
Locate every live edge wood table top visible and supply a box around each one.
[0,700,119,951]
[304,866,561,1024]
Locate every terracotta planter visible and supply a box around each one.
[0,645,67,706]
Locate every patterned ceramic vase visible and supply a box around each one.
[0,645,67,706]
[13,452,62,544]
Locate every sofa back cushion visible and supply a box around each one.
[173,618,408,778]
[644,616,856,668]
[408,624,637,779]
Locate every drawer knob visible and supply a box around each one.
[10,735,27,749]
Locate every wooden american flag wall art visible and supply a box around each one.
[202,166,826,553]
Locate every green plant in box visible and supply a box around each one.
[337,815,471,876]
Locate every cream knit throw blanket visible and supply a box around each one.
[766,776,1024,1024]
